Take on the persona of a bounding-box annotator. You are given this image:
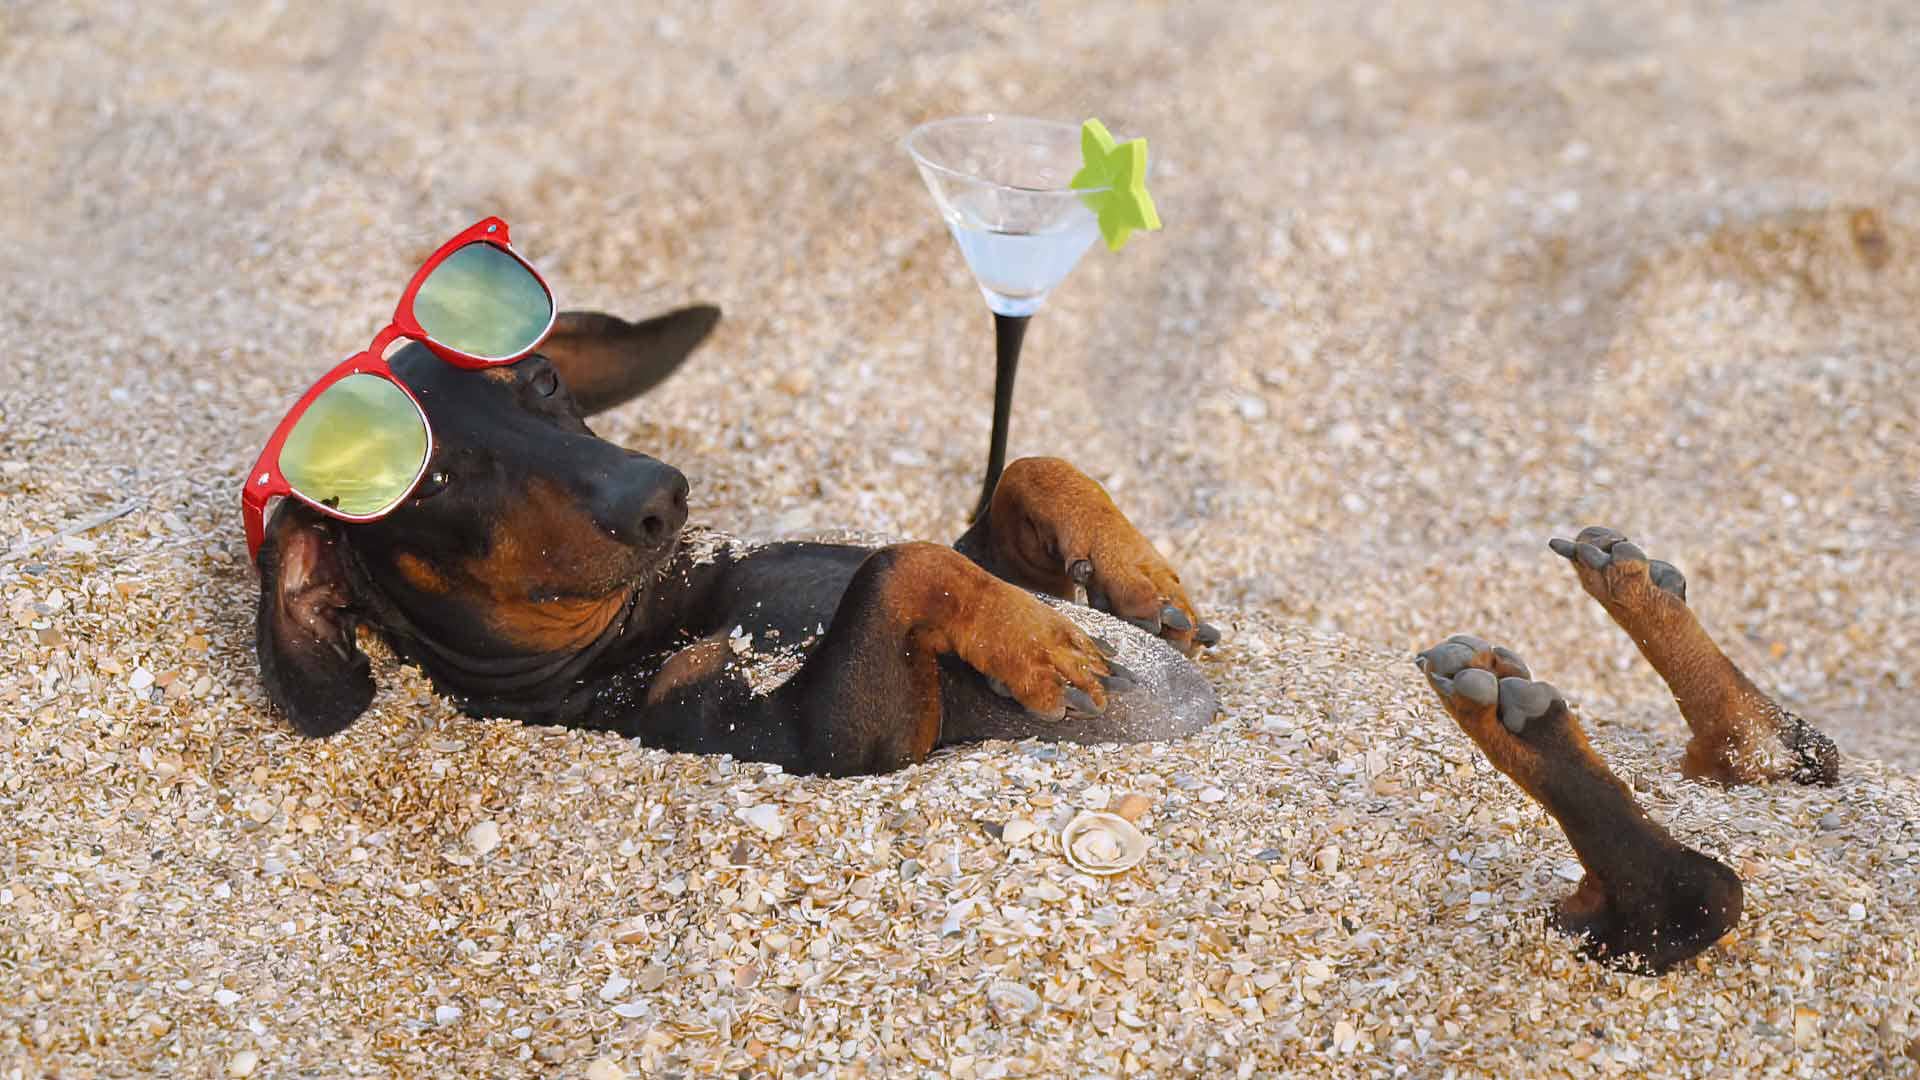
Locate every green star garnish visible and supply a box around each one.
[1071,118,1161,252]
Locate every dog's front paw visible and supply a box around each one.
[987,457,1219,656]
[964,586,1132,722]
[1066,547,1215,657]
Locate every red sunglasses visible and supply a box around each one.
[242,217,555,559]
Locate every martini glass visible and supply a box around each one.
[906,115,1107,520]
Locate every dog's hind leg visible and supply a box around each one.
[1548,526,1840,785]
[1417,636,1743,974]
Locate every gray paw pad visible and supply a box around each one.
[1649,560,1687,602]
[1498,677,1559,734]
[1423,641,1478,676]
[1575,525,1626,548]
[1453,667,1500,706]
[1444,633,1491,654]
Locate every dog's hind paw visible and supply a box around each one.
[1549,526,1689,612]
[1548,526,1840,786]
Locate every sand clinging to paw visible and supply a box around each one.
[3,1,1918,1075]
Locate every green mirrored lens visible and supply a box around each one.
[413,242,552,359]
[280,374,429,517]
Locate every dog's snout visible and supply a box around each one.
[596,459,689,550]
[636,470,690,547]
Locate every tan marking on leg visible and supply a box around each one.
[645,638,728,707]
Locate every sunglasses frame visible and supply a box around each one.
[242,217,555,558]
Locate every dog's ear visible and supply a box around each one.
[539,304,721,416]
[255,501,374,736]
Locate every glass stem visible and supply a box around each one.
[973,313,1030,522]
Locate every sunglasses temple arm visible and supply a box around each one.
[243,476,284,561]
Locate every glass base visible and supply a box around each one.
[978,286,1049,318]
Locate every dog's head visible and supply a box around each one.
[253,305,719,736]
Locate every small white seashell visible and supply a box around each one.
[212,988,240,1007]
[1198,786,1228,803]
[1847,902,1866,921]
[1314,845,1341,875]
[586,1058,627,1080]
[434,1004,462,1026]
[987,980,1041,1022]
[736,804,785,838]
[1060,811,1150,875]
[1080,785,1111,810]
[599,974,631,1001]
[1555,861,1585,882]
[1000,818,1038,845]
[228,1050,259,1077]
[466,819,501,856]
[129,667,155,692]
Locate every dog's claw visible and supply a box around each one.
[1194,622,1221,647]
[1063,686,1103,717]
[1123,613,1161,634]
[1161,605,1193,633]
[1087,584,1112,614]
[1098,670,1136,694]
[986,677,1014,699]
[1548,537,1577,560]
[1090,634,1119,657]
[1104,659,1137,685]
[1068,559,1094,586]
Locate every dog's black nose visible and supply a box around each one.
[597,458,689,550]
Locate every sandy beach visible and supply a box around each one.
[3,1,1917,1075]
